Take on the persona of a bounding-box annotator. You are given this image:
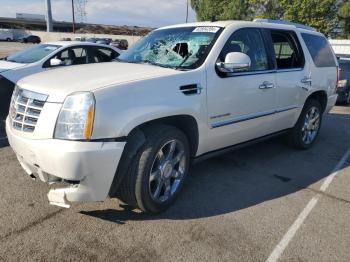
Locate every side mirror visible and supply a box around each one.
[50,58,63,67]
[216,52,251,73]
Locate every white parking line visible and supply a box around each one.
[266,148,350,262]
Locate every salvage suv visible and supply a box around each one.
[6,20,338,213]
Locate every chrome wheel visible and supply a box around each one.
[149,139,186,203]
[301,106,320,144]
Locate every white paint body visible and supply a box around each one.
[6,21,338,208]
[0,30,14,41]
[0,41,122,84]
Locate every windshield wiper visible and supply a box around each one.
[141,60,175,69]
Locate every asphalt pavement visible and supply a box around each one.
[0,42,350,261]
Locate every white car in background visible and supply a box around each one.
[0,30,14,41]
[0,41,122,118]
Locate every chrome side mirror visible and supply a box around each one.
[50,58,63,67]
[216,52,251,73]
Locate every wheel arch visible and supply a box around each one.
[136,115,199,158]
[108,114,199,197]
[305,90,328,113]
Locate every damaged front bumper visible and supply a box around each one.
[6,118,126,208]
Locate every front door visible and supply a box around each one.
[206,28,277,152]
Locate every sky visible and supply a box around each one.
[0,0,197,28]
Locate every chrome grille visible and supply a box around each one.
[9,87,48,133]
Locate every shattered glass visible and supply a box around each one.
[118,27,222,70]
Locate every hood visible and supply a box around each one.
[17,62,181,102]
[0,60,26,73]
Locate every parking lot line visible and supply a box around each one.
[266,147,350,262]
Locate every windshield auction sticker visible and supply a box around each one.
[193,27,220,33]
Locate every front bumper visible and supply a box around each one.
[6,118,126,208]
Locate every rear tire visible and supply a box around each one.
[118,125,190,213]
[287,99,322,149]
[345,92,350,106]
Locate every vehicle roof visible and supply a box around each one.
[160,20,323,35]
[45,41,116,48]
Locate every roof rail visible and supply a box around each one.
[253,19,316,32]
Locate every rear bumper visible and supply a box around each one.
[325,94,338,113]
[336,88,349,102]
[6,118,126,207]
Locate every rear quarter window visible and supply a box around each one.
[301,33,336,67]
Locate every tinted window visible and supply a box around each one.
[271,31,304,69]
[301,33,336,67]
[218,28,270,72]
[52,47,88,66]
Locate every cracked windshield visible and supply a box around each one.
[117,26,222,69]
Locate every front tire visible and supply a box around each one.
[287,99,322,149]
[118,125,190,213]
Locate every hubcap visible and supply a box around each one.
[149,140,186,203]
[301,106,320,145]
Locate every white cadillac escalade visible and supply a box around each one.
[6,20,338,213]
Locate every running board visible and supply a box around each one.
[193,129,290,164]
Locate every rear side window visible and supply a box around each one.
[301,33,336,67]
[270,30,305,69]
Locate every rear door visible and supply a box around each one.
[266,29,307,130]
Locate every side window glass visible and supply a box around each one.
[219,28,269,72]
[51,47,87,66]
[301,33,336,68]
[91,48,116,63]
[271,31,304,69]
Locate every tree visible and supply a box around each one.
[191,0,343,36]
[249,0,284,19]
[190,0,252,21]
[281,0,339,36]
[338,0,350,38]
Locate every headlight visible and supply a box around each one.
[54,92,95,140]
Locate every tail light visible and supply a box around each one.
[336,66,340,89]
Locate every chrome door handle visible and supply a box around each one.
[301,77,312,85]
[259,81,275,89]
